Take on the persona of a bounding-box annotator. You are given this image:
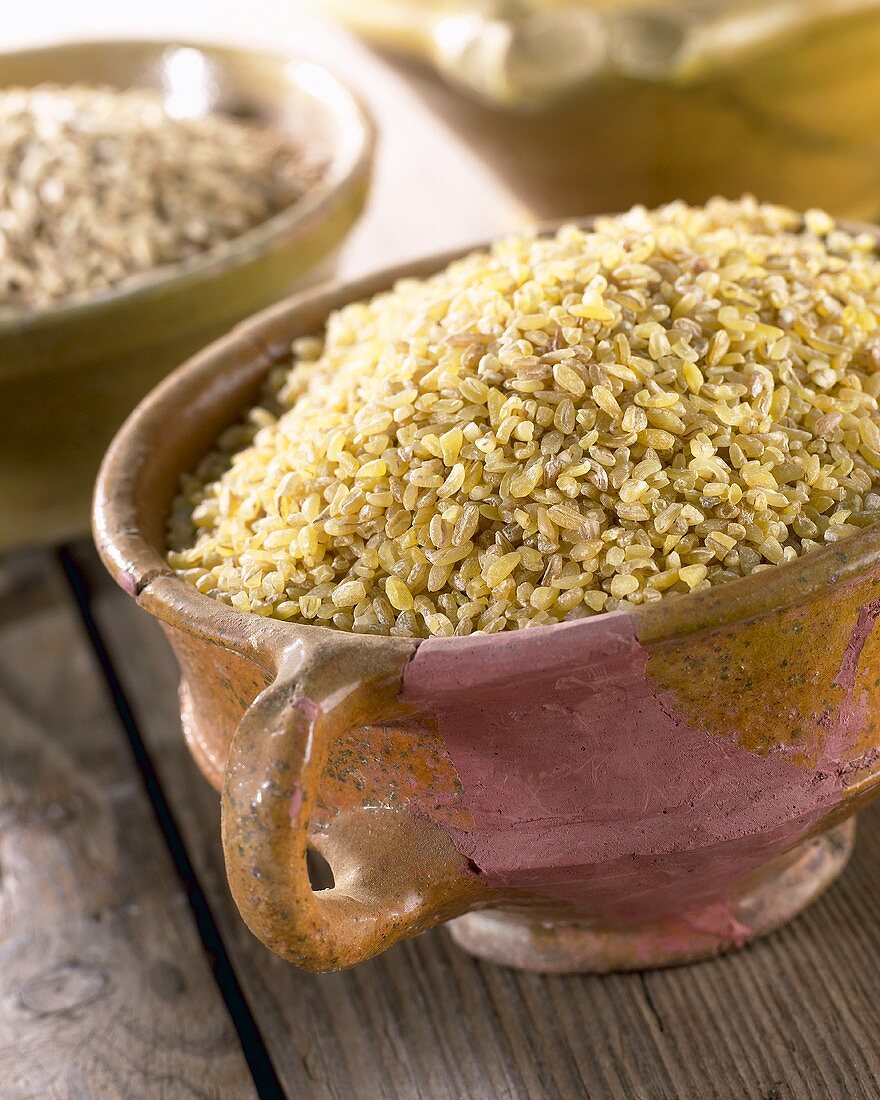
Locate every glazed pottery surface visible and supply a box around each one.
[95,229,880,973]
[0,39,373,549]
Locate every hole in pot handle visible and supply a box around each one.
[221,637,482,972]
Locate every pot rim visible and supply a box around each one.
[0,38,375,339]
[93,218,880,663]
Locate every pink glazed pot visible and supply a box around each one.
[94,237,880,973]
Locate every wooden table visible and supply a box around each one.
[3,543,880,1100]
[3,15,880,1100]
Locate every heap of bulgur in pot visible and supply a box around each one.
[167,197,880,637]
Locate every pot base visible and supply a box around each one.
[447,820,855,973]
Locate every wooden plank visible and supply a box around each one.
[0,551,258,1100]
[72,541,880,1100]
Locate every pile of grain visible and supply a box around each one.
[0,84,320,311]
[168,197,880,637]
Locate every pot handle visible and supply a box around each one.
[221,638,482,971]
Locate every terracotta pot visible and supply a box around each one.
[0,39,374,549]
[94,234,880,974]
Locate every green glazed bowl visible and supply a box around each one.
[0,39,374,549]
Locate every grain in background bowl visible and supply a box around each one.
[0,39,374,549]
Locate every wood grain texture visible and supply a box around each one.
[0,551,257,1100]
[71,540,880,1100]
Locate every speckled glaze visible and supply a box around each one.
[0,38,373,549]
[95,228,880,973]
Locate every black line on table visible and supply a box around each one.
[58,545,287,1100]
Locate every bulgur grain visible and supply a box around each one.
[168,197,880,636]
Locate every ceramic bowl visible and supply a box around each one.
[0,38,373,550]
[318,0,880,222]
[95,233,880,974]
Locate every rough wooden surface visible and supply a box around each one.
[61,540,880,1100]
[0,552,257,1100]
